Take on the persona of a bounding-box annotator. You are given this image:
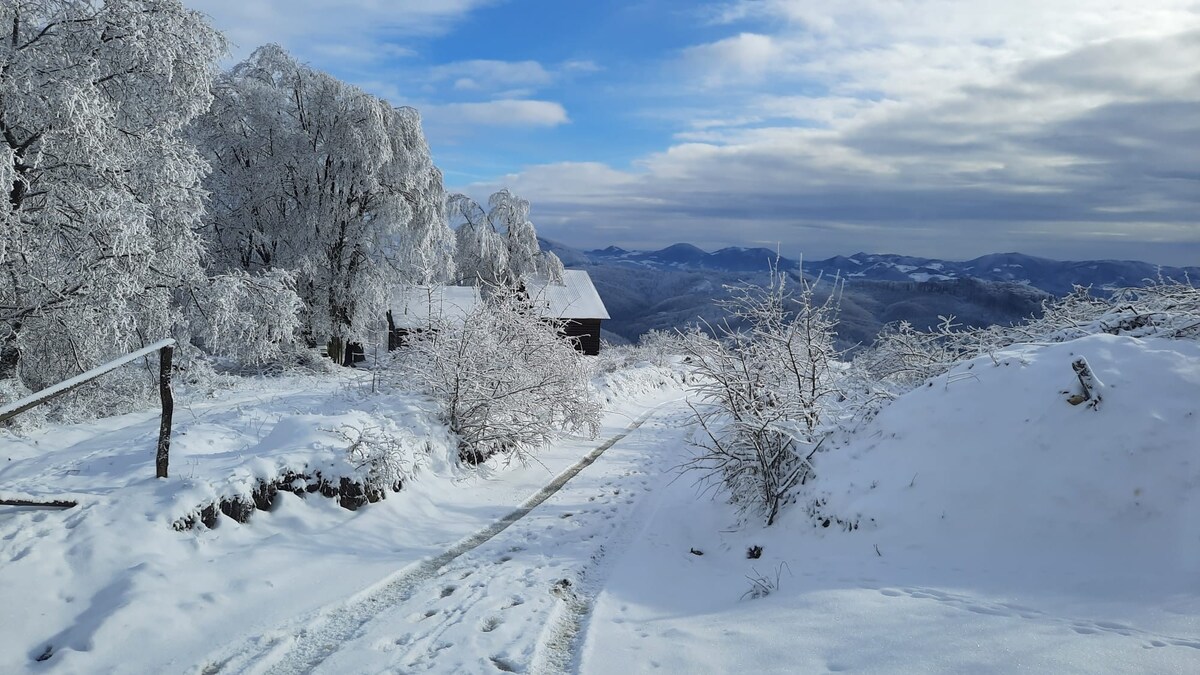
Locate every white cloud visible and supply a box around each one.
[430,60,554,90]
[471,23,1200,265]
[679,33,785,87]
[430,100,570,128]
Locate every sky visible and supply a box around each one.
[186,1,1200,266]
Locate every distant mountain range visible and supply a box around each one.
[537,238,1198,347]
[576,243,1199,297]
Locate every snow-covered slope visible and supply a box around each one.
[582,334,1200,673]
[815,334,1200,576]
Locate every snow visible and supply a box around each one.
[906,272,952,282]
[525,269,611,320]
[2,335,1198,673]
[582,334,1200,673]
[0,363,683,673]
[390,269,609,330]
[391,284,483,329]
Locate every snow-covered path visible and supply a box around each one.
[194,395,692,674]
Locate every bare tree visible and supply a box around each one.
[391,284,599,464]
[682,263,845,525]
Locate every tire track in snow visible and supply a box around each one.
[527,416,684,675]
[201,400,673,675]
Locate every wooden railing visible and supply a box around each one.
[0,338,176,478]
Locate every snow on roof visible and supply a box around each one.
[390,284,482,329]
[389,270,609,328]
[524,269,610,320]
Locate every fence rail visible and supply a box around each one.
[0,338,176,478]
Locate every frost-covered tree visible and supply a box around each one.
[392,286,599,464]
[195,45,455,364]
[0,0,224,393]
[683,264,846,525]
[449,189,563,286]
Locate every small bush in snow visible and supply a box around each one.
[392,285,600,464]
[334,424,417,493]
[682,263,846,525]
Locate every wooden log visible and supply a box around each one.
[156,344,174,479]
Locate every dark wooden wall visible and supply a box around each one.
[562,319,603,356]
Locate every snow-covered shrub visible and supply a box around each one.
[638,329,686,367]
[855,316,979,393]
[682,264,846,525]
[392,286,600,464]
[334,423,418,494]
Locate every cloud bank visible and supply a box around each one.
[471,2,1200,264]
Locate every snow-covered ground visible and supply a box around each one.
[0,364,685,674]
[3,335,1198,674]
[583,335,1200,674]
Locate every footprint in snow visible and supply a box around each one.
[440,585,456,598]
[490,655,518,672]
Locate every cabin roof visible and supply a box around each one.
[389,269,609,329]
[390,285,483,329]
[525,269,610,320]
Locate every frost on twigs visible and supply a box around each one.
[195,44,456,365]
[859,280,1200,398]
[1,0,224,414]
[682,261,849,526]
[391,283,600,465]
[448,190,564,287]
[1066,356,1104,410]
[333,423,420,494]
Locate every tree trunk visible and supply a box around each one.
[0,322,20,381]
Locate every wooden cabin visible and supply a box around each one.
[388,270,611,355]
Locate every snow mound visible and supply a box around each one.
[813,334,1200,576]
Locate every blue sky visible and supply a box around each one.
[188,1,1200,265]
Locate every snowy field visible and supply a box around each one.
[2,336,1199,674]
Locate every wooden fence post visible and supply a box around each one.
[156,344,174,478]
